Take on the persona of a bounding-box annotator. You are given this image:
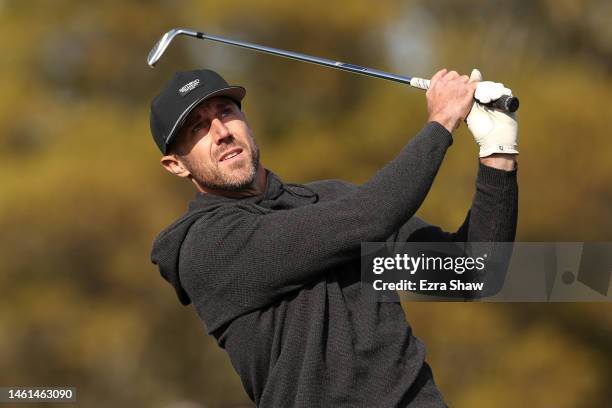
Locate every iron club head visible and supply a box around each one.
[147,28,200,67]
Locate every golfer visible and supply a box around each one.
[150,68,518,407]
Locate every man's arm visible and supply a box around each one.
[399,68,520,243]
[394,159,518,243]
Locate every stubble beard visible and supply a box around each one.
[186,139,261,192]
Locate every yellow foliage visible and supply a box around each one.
[1,1,611,407]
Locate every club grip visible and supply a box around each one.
[409,77,519,113]
[484,94,519,113]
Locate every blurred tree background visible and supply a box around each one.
[1,0,611,407]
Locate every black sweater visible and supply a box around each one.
[151,122,518,407]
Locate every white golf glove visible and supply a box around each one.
[466,69,519,157]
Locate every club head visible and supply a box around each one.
[147,28,200,67]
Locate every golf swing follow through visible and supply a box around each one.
[148,27,519,407]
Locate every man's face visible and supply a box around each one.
[167,96,260,192]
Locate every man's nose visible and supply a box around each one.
[211,118,231,144]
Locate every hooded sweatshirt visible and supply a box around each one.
[151,122,518,407]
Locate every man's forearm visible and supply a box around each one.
[466,160,518,241]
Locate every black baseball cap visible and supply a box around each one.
[150,69,246,154]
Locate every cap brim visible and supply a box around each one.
[163,86,246,153]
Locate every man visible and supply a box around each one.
[150,68,518,407]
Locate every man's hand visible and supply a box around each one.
[467,69,519,160]
[427,69,477,133]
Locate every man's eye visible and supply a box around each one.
[192,122,209,134]
[222,108,233,117]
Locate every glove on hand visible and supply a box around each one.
[466,69,519,157]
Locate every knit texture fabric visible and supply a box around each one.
[151,121,518,407]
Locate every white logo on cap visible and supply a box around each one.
[178,79,201,96]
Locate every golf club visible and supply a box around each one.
[148,28,519,113]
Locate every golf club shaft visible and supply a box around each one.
[149,28,519,112]
[199,32,416,85]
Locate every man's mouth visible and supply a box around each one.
[219,147,243,162]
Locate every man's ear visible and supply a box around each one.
[160,155,191,178]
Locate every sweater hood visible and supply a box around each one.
[150,170,318,305]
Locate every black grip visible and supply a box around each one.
[484,94,520,113]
